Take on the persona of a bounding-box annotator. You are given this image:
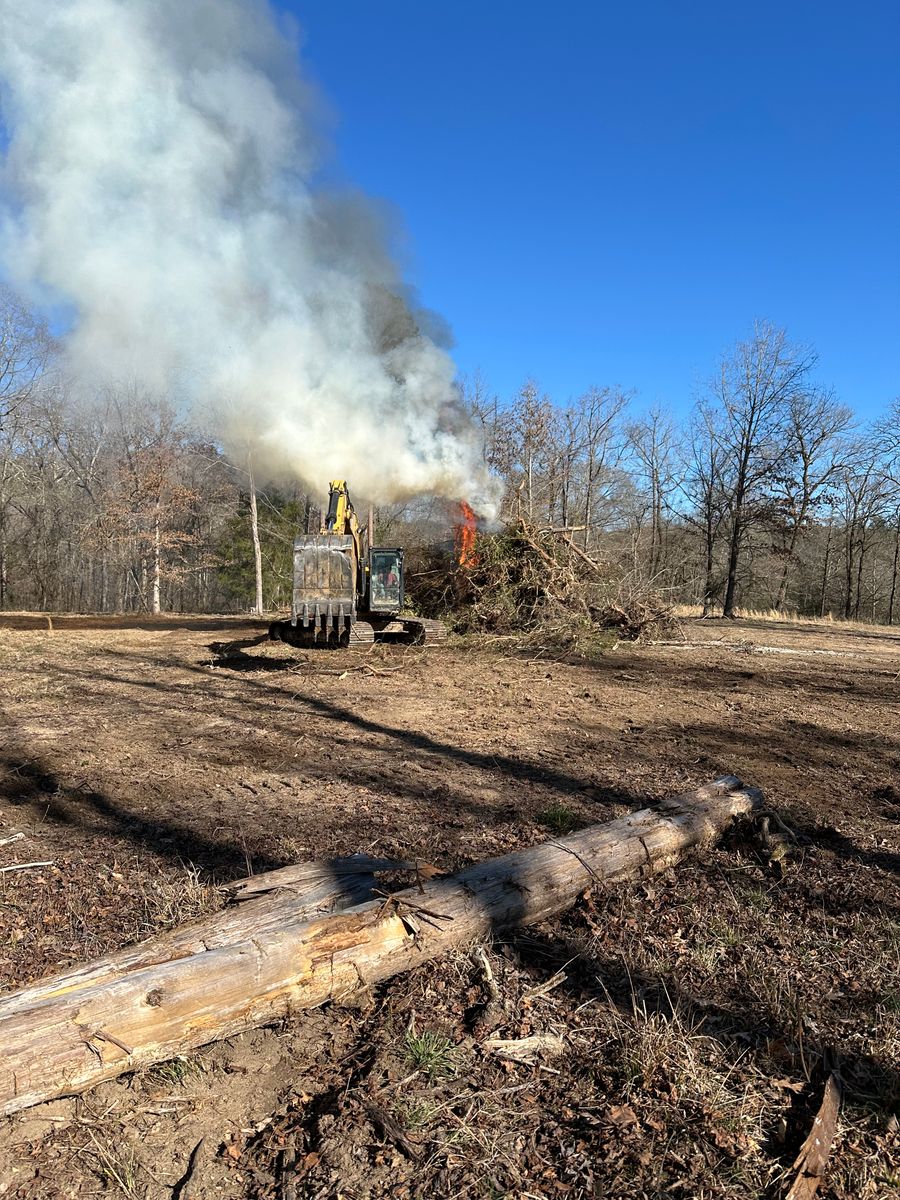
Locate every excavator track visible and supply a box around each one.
[269,619,349,648]
[269,616,443,648]
[399,617,448,645]
[347,620,375,645]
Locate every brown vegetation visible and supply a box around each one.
[446,519,675,646]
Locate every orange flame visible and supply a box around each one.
[455,501,478,568]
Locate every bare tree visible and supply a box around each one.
[0,286,52,421]
[770,387,853,611]
[682,404,728,615]
[510,382,556,522]
[835,442,890,620]
[0,289,53,607]
[580,387,629,549]
[877,398,900,491]
[625,406,678,579]
[2,314,899,628]
[711,322,817,618]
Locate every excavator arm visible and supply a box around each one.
[322,480,363,576]
[323,480,355,537]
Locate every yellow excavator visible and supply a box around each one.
[268,480,446,647]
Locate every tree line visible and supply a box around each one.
[1,286,898,622]
[469,320,899,622]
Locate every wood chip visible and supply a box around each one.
[483,1034,566,1064]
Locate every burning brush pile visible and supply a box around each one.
[447,511,675,647]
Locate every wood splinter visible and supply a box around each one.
[785,1073,842,1200]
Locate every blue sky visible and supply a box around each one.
[286,0,899,418]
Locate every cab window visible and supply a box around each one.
[371,551,401,607]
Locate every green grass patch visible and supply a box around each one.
[538,804,580,835]
[404,1028,456,1080]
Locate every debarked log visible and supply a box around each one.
[0,775,761,1117]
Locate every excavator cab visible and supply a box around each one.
[367,548,404,612]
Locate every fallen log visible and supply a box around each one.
[0,854,405,1007]
[0,775,760,1117]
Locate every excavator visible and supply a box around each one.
[268,480,447,647]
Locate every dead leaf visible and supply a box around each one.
[608,1104,638,1128]
[415,861,442,880]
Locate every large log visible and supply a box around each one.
[0,775,760,1117]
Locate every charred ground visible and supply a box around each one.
[0,616,897,1198]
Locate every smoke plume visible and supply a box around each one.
[0,0,498,513]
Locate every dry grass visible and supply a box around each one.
[0,860,222,994]
[606,993,768,1150]
[139,863,222,932]
[80,1130,143,1197]
[670,603,894,630]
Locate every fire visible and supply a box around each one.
[455,500,478,568]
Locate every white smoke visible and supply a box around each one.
[0,0,498,514]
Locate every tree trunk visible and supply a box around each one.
[649,471,662,579]
[248,455,264,615]
[843,523,855,620]
[100,552,108,614]
[853,528,867,620]
[0,776,759,1118]
[888,517,900,625]
[701,511,716,616]
[819,519,833,617]
[151,505,162,615]
[775,512,805,613]
[722,514,742,617]
[871,555,877,623]
[583,464,594,551]
[0,487,6,609]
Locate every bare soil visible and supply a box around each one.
[0,615,897,1198]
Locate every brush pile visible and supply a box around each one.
[452,521,675,646]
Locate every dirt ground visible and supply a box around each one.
[0,615,897,1198]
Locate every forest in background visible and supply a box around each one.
[1,284,899,623]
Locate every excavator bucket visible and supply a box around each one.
[291,534,356,638]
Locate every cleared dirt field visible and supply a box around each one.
[0,616,898,1198]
